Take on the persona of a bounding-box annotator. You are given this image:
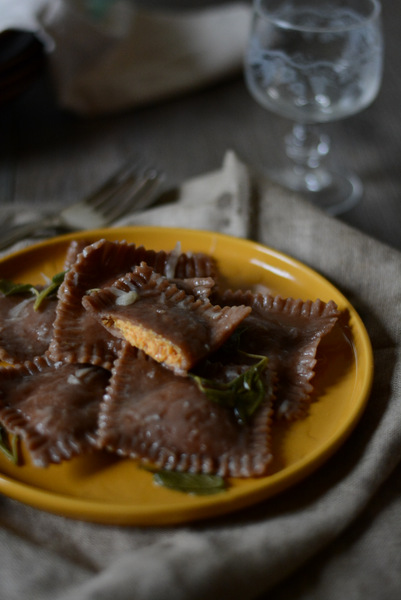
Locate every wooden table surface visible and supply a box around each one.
[0,0,400,252]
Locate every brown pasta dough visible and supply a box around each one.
[0,356,110,466]
[221,290,340,420]
[97,343,275,478]
[48,239,219,369]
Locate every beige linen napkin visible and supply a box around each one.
[116,149,252,235]
[0,152,400,600]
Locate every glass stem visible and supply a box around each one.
[284,123,332,192]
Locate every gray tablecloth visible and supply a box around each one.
[1,153,400,600]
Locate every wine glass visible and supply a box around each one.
[244,0,384,215]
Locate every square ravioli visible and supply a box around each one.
[0,356,110,466]
[48,239,219,369]
[97,343,275,478]
[221,290,340,420]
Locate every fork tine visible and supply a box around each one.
[89,167,159,211]
[0,160,164,250]
[97,173,161,223]
[84,161,158,209]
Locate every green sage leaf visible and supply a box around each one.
[0,424,19,464]
[0,279,36,296]
[152,469,227,495]
[191,352,269,423]
[0,270,66,311]
[33,271,67,311]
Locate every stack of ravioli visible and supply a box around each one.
[0,239,340,478]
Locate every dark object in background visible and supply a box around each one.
[0,29,46,107]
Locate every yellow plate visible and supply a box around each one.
[0,226,373,525]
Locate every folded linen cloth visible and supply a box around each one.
[0,0,251,115]
[0,152,400,600]
[116,149,252,235]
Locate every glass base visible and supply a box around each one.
[273,167,362,216]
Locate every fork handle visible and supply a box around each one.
[0,216,60,251]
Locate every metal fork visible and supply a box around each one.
[0,160,162,251]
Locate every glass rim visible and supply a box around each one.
[254,0,382,33]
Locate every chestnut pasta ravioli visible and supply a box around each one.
[0,238,341,479]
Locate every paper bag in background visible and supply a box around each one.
[34,0,251,115]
